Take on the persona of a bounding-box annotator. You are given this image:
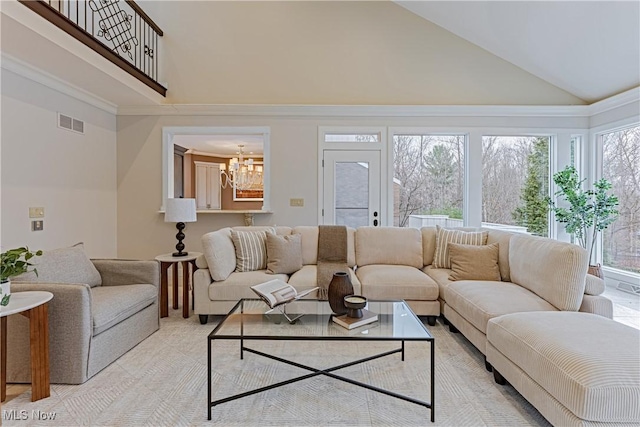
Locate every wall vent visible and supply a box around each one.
[616,281,640,296]
[58,113,84,134]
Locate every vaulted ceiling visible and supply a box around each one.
[2,1,638,106]
[396,1,640,103]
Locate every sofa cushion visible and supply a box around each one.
[356,227,423,268]
[584,274,605,296]
[202,228,236,281]
[433,226,488,269]
[487,312,640,422]
[445,281,557,334]
[287,265,361,295]
[448,242,501,281]
[266,233,303,274]
[356,265,438,300]
[91,284,156,336]
[509,234,588,311]
[486,228,513,282]
[422,265,454,298]
[422,226,477,267]
[231,230,271,272]
[15,242,102,287]
[208,270,290,300]
[293,226,356,267]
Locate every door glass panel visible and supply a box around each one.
[335,161,369,228]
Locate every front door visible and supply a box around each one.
[322,150,381,228]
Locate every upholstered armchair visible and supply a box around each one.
[5,244,159,384]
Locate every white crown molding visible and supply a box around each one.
[118,103,591,118]
[587,86,640,116]
[1,53,118,115]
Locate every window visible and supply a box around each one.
[324,133,380,143]
[482,136,549,236]
[601,125,640,274]
[393,134,465,227]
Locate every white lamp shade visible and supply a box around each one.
[165,198,197,223]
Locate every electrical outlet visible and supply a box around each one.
[29,207,45,218]
[32,220,44,231]
[290,198,304,207]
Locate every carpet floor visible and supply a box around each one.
[2,310,551,427]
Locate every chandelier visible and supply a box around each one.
[220,145,263,191]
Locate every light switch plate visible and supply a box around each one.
[290,198,304,207]
[32,220,44,231]
[29,207,45,218]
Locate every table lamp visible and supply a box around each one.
[164,198,197,257]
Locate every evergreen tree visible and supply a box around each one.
[513,138,549,236]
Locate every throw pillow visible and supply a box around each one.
[231,230,270,272]
[266,233,303,274]
[448,242,501,281]
[14,242,102,287]
[433,225,488,269]
[201,228,236,281]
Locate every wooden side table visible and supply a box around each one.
[155,252,201,319]
[1,290,53,402]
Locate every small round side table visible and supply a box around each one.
[1,291,53,403]
[155,252,202,319]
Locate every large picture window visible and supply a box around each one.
[393,134,464,227]
[482,136,550,236]
[601,125,640,274]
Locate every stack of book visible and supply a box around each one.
[332,309,378,330]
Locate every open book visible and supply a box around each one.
[251,279,318,309]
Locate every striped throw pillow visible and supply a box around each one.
[231,230,270,272]
[433,225,488,269]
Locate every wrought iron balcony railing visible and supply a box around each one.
[20,0,166,96]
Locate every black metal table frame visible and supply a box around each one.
[207,299,435,422]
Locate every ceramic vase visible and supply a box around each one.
[328,272,353,315]
[1,279,11,309]
[588,264,604,279]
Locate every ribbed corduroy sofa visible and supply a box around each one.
[193,224,633,425]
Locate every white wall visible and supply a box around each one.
[1,70,117,257]
[140,0,584,106]
[117,109,594,259]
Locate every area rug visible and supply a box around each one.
[2,310,550,426]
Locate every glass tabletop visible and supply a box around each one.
[209,299,433,341]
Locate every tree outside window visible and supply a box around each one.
[393,135,464,227]
[482,136,549,236]
[602,126,640,274]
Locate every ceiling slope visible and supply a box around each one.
[396,1,640,103]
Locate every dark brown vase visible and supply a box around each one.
[328,272,353,315]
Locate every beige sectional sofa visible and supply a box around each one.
[193,224,636,425]
[194,225,610,326]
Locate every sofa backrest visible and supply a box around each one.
[292,226,356,267]
[356,226,423,268]
[484,228,513,282]
[201,227,236,281]
[509,234,588,311]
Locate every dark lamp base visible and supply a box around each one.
[172,252,188,257]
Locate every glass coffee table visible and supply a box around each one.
[207,299,435,422]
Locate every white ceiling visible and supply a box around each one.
[396,1,640,103]
[172,134,264,157]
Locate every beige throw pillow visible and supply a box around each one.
[433,225,488,269]
[448,242,501,281]
[266,233,303,274]
[231,230,270,272]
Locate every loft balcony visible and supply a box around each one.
[1,0,166,108]
[18,0,165,96]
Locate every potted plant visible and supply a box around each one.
[548,166,619,278]
[0,247,43,307]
